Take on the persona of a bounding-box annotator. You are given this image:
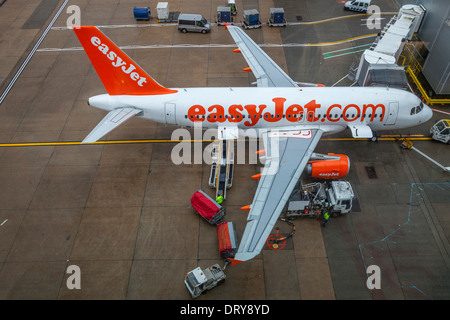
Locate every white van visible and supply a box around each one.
[344,0,371,13]
[178,14,211,33]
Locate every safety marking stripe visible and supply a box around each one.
[37,34,379,53]
[0,0,69,105]
[0,137,433,147]
[431,108,450,115]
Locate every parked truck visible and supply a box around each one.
[285,180,354,218]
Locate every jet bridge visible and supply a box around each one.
[209,140,234,200]
[351,4,426,88]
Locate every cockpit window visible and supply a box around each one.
[417,102,424,112]
[411,102,424,115]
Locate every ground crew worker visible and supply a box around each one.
[216,195,224,204]
[322,208,330,227]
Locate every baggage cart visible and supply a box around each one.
[217,222,238,259]
[156,2,180,22]
[191,190,225,225]
[133,7,151,21]
[268,8,287,27]
[242,9,261,29]
[217,6,234,25]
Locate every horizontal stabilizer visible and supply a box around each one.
[82,107,142,144]
[349,125,373,138]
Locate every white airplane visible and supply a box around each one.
[74,25,432,264]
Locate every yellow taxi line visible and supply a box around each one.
[307,34,378,46]
[0,137,432,147]
[299,12,397,25]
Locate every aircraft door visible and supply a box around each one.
[385,102,398,125]
[165,103,177,124]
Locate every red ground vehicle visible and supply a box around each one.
[217,222,238,259]
[191,190,225,225]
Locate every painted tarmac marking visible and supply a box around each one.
[0,137,432,148]
[37,34,379,53]
[323,43,372,59]
[430,107,450,115]
[52,23,178,30]
[307,34,377,47]
[359,182,450,298]
[0,0,69,105]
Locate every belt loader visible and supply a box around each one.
[209,140,234,200]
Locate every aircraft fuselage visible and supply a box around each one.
[88,86,432,135]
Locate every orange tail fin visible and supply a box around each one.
[73,26,177,96]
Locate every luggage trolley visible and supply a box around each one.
[191,190,225,225]
[133,7,151,21]
[268,8,287,27]
[156,2,180,23]
[217,6,234,25]
[216,222,238,259]
[242,9,261,29]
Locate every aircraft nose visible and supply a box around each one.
[423,104,433,122]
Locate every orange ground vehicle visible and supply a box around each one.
[217,222,238,259]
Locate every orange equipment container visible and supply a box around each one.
[217,222,238,259]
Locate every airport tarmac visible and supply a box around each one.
[0,0,449,301]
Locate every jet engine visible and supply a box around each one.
[306,153,350,179]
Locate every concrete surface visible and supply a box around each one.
[0,0,448,302]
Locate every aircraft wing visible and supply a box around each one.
[82,107,142,144]
[233,129,323,263]
[226,25,298,87]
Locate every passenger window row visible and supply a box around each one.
[185,113,383,120]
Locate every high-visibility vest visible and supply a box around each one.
[216,196,224,204]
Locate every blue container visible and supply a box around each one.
[244,9,259,25]
[218,6,231,23]
[271,8,284,24]
[133,7,150,20]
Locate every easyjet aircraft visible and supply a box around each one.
[74,25,432,264]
